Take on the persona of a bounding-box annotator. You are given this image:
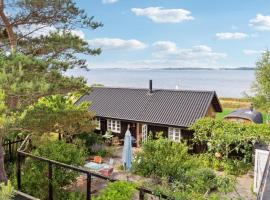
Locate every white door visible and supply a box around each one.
[142,124,148,143]
[254,149,269,193]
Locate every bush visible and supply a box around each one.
[133,137,235,199]
[20,140,86,200]
[191,118,270,175]
[93,181,136,200]
[132,137,201,179]
[0,181,14,200]
[76,132,111,157]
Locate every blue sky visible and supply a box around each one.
[75,0,270,68]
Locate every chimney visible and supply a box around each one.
[149,80,153,94]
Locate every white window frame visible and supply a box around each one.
[142,124,148,143]
[95,118,101,130]
[107,119,121,133]
[168,127,181,142]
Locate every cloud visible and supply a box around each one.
[131,7,194,23]
[102,0,118,4]
[88,38,147,50]
[215,32,248,40]
[243,49,264,55]
[250,14,270,31]
[152,41,226,61]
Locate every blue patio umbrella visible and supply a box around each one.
[122,126,133,171]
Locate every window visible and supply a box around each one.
[95,118,101,130]
[107,119,121,133]
[168,127,181,142]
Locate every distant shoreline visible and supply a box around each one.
[89,67,255,71]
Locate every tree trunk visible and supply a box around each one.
[0,0,17,53]
[0,141,7,183]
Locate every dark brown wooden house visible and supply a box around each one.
[76,81,222,146]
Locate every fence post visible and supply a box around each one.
[8,141,13,162]
[86,173,91,200]
[48,162,53,200]
[16,152,21,191]
[139,188,145,200]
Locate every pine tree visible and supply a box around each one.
[0,0,102,183]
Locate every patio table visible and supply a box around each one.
[84,162,113,176]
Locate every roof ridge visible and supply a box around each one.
[92,86,216,94]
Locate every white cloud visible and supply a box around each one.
[152,41,226,61]
[152,41,177,53]
[131,7,194,23]
[250,14,270,31]
[102,0,118,4]
[215,32,248,40]
[243,49,264,55]
[88,38,147,50]
[87,42,226,69]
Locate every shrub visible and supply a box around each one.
[132,137,201,179]
[76,132,103,154]
[191,118,270,175]
[93,181,136,200]
[20,140,86,200]
[133,137,235,199]
[0,181,14,200]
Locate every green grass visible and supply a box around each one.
[216,108,233,120]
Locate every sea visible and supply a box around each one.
[66,68,255,98]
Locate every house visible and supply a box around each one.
[75,80,222,146]
[224,106,263,124]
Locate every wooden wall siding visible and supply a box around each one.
[206,104,216,118]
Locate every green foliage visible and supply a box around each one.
[133,137,235,199]
[198,153,252,175]
[133,137,201,179]
[76,132,103,154]
[21,140,86,200]
[191,118,270,174]
[0,181,14,200]
[0,0,102,69]
[0,53,88,111]
[19,95,95,137]
[250,50,270,116]
[93,181,136,200]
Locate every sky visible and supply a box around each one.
[75,0,270,69]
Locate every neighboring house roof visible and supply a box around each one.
[76,87,222,128]
[224,109,263,124]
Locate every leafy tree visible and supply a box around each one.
[0,0,101,183]
[191,118,270,174]
[250,50,270,123]
[19,95,95,138]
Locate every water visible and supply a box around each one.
[66,68,255,98]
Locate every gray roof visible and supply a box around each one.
[224,109,263,124]
[76,87,222,127]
